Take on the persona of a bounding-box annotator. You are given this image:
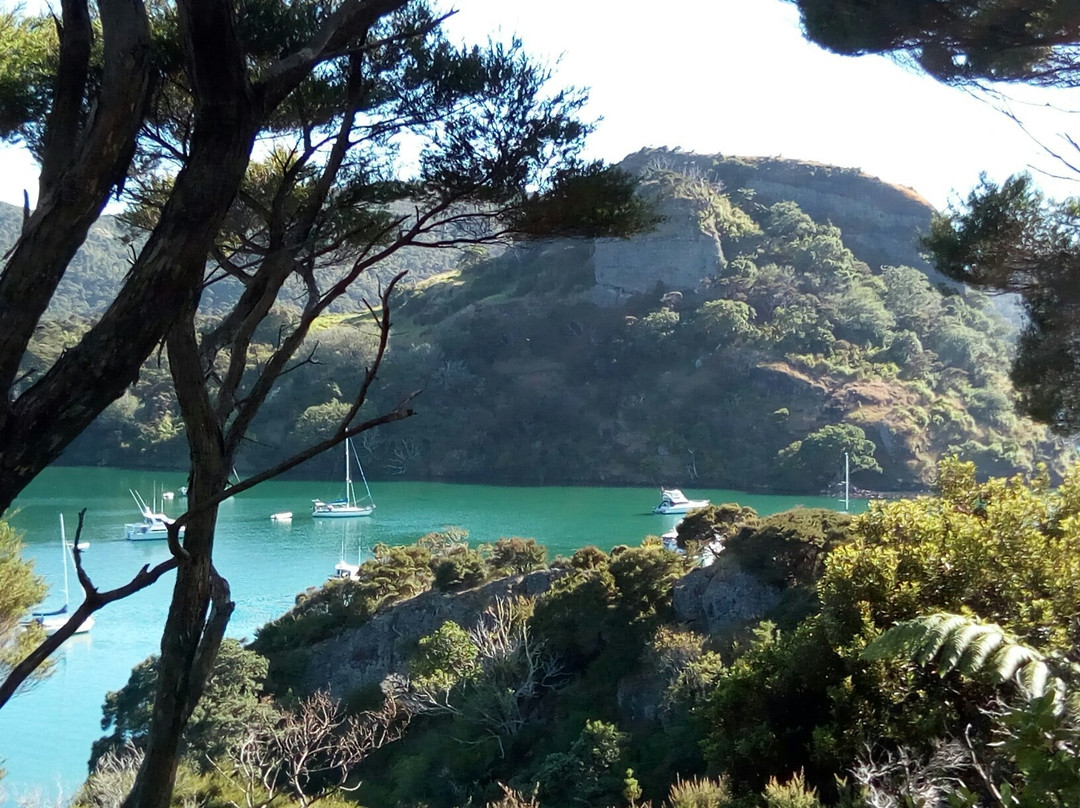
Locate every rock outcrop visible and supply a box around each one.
[591,194,727,305]
[298,550,786,706]
[672,561,783,635]
[621,148,938,278]
[300,570,560,700]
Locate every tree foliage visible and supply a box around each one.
[822,457,1080,652]
[776,423,881,492]
[790,0,1080,86]
[91,638,270,770]
[925,174,1080,433]
[793,2,1080,437]
[0,519,48,707]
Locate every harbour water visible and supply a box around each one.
[0,466,863,804]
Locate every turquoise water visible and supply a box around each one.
[0,466,863,804]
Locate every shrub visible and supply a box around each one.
[665,775,736,808]
[724,508,853,590]
[486,537,547,575]
[762,771,822,808]
[609,546,685,618]
[432,546,488,591]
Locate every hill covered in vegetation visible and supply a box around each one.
[21,149,1069,493]
[80,460,1080,807]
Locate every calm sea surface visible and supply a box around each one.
[0,466,864,804]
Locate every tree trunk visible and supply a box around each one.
[120,486,233,808]
[0,0,258,516]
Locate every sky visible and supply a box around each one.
[1,0,1079,211]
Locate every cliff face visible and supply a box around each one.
[621,148,938,279]
[522,149,939,308]
[591,194,727,305]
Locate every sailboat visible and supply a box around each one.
[312,439,376,518]
[331,523,364,580]
[30,514,94,636]
[125,488,184,540]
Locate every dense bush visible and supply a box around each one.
[84,462,1080,806]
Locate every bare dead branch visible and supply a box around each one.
[0,525,179,711]
[218,690,411,808]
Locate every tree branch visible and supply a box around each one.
[0,508,179,710]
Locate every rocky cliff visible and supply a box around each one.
[622,148,938,277]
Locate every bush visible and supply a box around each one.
[609,546,685,618]
[762,771,822,808]
[486,537,547,575]
[665,775,737,808]
[432,546,488,591]
[724,508,853,591]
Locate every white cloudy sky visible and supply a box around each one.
[2,0,1078,210]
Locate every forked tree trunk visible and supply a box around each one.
[120,480,233,808]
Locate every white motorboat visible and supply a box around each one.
[30,515,94,636]
[652,488,710,514]
[271,511,293,522]
[312,439,375,518]
[124,489,185,540]
[332,559,361,580]
[661,525,680,552]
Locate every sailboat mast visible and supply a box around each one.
[60,513,70,607]
[844,452,850,513]
[345,439,355,506]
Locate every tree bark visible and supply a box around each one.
[0,0,412,516]
[0,0,258,515]
[121,310,235,808]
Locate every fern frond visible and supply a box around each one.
[1013,656,1060,701]
[912,613,971,667]
[990,643,1045,685]
[863,612,1053,703]
[955,626,1007,676]
[862,620,928,661]
[936,622,995,674]
[1063,691,1080,724]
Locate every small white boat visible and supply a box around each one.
[271,511,293,522]
[313,439,375,519]
[161,491,174,501]
[29,515,94,636]
[661,525,680,552]
[332,559,361,580]
[659,519,721,567]
[331,531,363,580]
[124,489,184,541]
[652,488,710,514]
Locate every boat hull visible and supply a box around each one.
[312,506,374,518]
[37,614,95,636]
[124,524,185,541]
[652,500,709,514]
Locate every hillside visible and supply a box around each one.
[25,149,1069,492]
[0,201,473,318]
